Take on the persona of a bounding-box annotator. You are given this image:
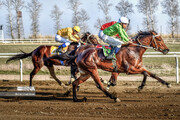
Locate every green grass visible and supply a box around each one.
[0,44,179,76]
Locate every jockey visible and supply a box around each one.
[98,17,131,60]
[55,26,80,53]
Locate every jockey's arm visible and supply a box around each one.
[74,34,80,40]
[118,26,130,42]
[67,31,79,42]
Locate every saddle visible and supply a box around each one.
[96,45,120,58]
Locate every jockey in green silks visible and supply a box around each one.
[98,17,132,60]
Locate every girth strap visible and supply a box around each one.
[112,59,118,72]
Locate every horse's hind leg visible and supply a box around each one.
[46,65,62,86]
[90,70,120,102]
[30,66,41,86]
[72,74,90,102]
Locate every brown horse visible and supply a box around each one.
[71,31,170,102]
[6,32,99,87]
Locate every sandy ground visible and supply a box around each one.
[0,76,180,120]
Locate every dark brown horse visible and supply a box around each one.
[71,31,170,102]
[6,32,99,87]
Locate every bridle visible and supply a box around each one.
[80,33,96,45]
[133,34,160,50]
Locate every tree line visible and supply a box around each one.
[0,0,180,39]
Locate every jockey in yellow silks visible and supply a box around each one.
[55,26,80,52]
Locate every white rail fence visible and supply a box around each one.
[0,38,180,44]
[0,52,180,83]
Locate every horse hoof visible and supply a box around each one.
[61,83,67,88]
[167,84,171,88]
[77,86,80,91]
[73,97,87,102]
[65,82,71,86]
[115,98,120,102]
[63,90,71,97]
[106,87,110,91]
[83,97,87,102]
[138,86,143,92]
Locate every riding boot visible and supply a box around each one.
[56,45,63,53]
[61,51,75,60]
[106,46,116,60]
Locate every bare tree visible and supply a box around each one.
[94,0,113,30]
[26,0,42,38]
[68,0,82,26]
[136,0,158,31]
[78,9,90,33]
[94,18,104,30]
[3,0,15,39]
[115,0,134,32]
[115,0,134,17]
[12,0,25,39]
[97,0,112,23]
[162,0,180,38]
[50,5,63,32]
[0,1,2,7]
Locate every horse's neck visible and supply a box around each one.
[122,42,147,56]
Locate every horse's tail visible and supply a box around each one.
[6,50,32,64]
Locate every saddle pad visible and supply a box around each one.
[50,46,68,56]
[96,45,113,57]
[50,46,59,56]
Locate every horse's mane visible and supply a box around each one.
[122,30,157,48]
[134,30,157,40]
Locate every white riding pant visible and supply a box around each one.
[98,30,124,48]
[55,34,71,46]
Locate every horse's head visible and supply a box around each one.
[149,31,169,54]
[135,31,169,54]
[81,32,99,45]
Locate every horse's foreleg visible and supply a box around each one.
[72,74,90,102]
[146,71,171,88]
[138,71,148,91]
[67,65,78,85]
[128,67,171,88]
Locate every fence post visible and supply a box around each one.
[20,59,23,82]
[176,56,179,83]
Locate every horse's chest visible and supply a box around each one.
[128,51,140,60]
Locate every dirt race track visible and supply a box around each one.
[0,77,180,120]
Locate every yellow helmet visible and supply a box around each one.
[73,26,80,33]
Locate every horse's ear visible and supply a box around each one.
[85,32,91,36]
[150,30,157,35]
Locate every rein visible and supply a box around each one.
[132,34,160,50]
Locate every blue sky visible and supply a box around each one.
[0,0,170,38]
